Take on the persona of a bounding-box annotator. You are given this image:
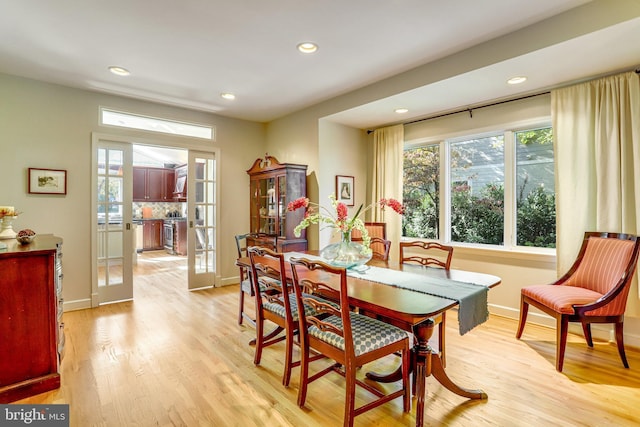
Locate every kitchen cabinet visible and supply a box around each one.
[0,235,64,403]
[133,167,175,202]
[174,219,187,255]
[246,155,307,252]
[142,219,164,250]
[173,164,187,201]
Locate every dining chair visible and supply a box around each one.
[235,233,255,325]
[369,236,391,261]
[289,257,410,427]
[399,240,454,368]
[351,221,387,241]
[236,232,278,325]
[248,246,327,386]
[516,231,640,372]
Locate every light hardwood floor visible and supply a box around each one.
[17,251,640,426]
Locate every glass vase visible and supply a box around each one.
[320,230,372,269]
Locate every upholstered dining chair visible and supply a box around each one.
[516,231,640,372]
[369,236,391,261]
[248,246,327,386]
[399,240,454,367]
[236,233,278,325]
[289,257,410,427]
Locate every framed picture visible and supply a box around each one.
[28,168,67,195]
[336,175,354,206]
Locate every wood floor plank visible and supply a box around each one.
[14,251,640,426]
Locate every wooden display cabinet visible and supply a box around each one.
[246,155,307,252]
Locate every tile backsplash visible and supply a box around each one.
[133,202,186,219]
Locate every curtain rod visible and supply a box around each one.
[368,68,640,134]
[366,91,549,134]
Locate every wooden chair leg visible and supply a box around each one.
[344,366,357,427]
[283,328,294,386]
[615,321,629,368]
[556,315,569,372]
[297,340,310,407]
[438,312,446,368]
[254,315,264,365]
[402,346,410,412]
[582,322,593,347]
[238,287,245,325]
[516,296,529,339]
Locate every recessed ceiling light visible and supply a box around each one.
[220,93,236,100]
[395,108,409,114]
[109,66,130,76]
[507,76,527,85]
[297,42,318,54]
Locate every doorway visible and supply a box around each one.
[92,132,219,306]
[132,144,189,289]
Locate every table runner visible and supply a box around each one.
[285,252,488,335]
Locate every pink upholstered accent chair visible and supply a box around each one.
[516,232,640,372]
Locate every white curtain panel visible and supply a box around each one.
[552,71,640,286]
[371,124,404,260]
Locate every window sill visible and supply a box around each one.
[449,243,556,263]
[401,238,556,264]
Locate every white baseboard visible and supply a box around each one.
[488,303,640,350]
[63,298,92,312]
[218,276,239,287]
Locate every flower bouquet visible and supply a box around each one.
[0,206,21,240]
[287,194,404,268]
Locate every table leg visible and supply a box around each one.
[412,319,487,427]
[412,318,433,427]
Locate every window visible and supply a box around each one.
[403,145,440,239]
[100,108,214,140]
[515,127,555,248]
[403,125,555,249]
[450,134,504,245]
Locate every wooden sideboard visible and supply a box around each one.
[0,235,64,403]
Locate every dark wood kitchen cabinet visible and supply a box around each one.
[173,164,187,201]
[247,155,307,252]
[0,236,64,403]
[133,167,175,202]
[142,219,164,250]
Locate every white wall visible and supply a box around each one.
[0,73,265,307]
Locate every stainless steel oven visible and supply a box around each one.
[163,220,174,254]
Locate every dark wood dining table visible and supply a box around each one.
[236,253,501,427]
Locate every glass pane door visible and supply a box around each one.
[93,139,133,304]
[188,151,217,289]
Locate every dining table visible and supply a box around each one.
[236,251,501,427]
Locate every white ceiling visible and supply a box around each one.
[1,0,638,129]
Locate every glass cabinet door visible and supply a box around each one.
[278,175,286,238]
[257,176,277,234]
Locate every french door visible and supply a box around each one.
[187,150,217,289]
[92,137,133,305]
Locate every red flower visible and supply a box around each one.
[379,198,405,215]
[336,203,348,222]
[287,197,309,211]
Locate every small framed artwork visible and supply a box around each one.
[28,168,67,195]
[336,175,354,206]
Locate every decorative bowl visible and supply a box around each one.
[16,229,36,245]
